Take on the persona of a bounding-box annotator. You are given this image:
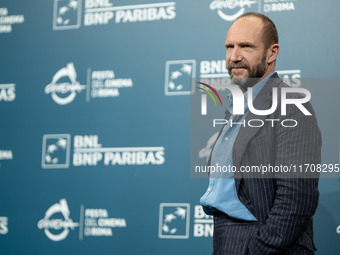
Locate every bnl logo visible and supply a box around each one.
[0,217,8,235]
[53,0,82,30]
[165,60,196,95]
[158,203,190,239]
[42,134,71,169]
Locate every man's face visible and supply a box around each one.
[225,17,268,87]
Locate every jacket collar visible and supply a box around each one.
[232,72,282,182]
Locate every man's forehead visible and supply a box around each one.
[226,17,263,41]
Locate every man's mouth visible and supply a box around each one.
[232,67,247,70]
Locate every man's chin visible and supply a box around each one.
[231,76,248,86]
[232,77,261,89]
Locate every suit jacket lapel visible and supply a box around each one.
[233,73,282,187]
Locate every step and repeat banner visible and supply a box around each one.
[1,0,340,254]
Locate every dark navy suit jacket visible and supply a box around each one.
[208,73,322,254]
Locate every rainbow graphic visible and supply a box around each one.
[197,82,222,106]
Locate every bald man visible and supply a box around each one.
[200,13,321,255]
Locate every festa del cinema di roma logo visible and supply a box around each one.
[209,0,297,20]
[38,199,79,241]
[209,0,258,21]
[38,198,127,241]
[44,63,134,105]
[44,63,86,105]
[197,81,312,128]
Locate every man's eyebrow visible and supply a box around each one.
[239,42,256,47]
[225,42,256,48]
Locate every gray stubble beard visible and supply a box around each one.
[229,54,267,89]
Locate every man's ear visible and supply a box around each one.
[267,44,280,64]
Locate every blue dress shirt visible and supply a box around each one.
[200,72,275,221]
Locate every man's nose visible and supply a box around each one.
[230,47,243,62]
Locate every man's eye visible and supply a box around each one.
[226,46,233,49]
